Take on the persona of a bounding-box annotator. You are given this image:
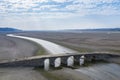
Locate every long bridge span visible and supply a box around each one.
[0,53,120,70]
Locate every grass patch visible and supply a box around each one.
[51,41,93,53]
[66,45,93,53]
[28,41,47,56]
[107,49,120,53]
[12,36,47,56]
[35,45,48,56]
[19,38,47,55]
[83,60,109,67]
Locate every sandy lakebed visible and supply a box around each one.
[0,32,120,80]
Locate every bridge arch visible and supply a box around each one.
[54,57,61,68]
[80,55,85,66]
[67,56,74,66]
[44,58,49,71]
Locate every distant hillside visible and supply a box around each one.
[82,28,120,31]
[0,28,22,32]
[65,28,120,32]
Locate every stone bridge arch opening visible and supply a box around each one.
[80,55,85,66]
[67,56,74,66]
[44,58,49,70]
[54,57,61,68]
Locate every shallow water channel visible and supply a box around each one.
[7,34,77,70]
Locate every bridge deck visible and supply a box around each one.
[0,53,119,64]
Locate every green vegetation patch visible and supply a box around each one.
[107,49,120,53]
[14,37,47,56]
[25,40,47,55]
[35,45,48,56]
[52,41,93,53]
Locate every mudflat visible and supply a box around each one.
[0,34,47,80]
[0,34,38,61]
[0,32,120,80]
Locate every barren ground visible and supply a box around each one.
[17,31,120,53]
[14,31,120,80]
[0,32,120,80]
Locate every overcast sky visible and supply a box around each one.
[0,0,120,30]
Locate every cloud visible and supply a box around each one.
[0,0,120,18]
[0,0,120,30]
[32,4,59,11]
[52,0,68,3]
[66,0,120,16]
[73,0,120,4]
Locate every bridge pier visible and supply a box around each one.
[74,55,81,65]
[44,57,61,70]
[61,56,70,66]
[49,57,61,68]
[49,57,56,67]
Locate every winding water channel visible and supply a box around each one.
[6,34,120,80]
[7,34,77,70]
[7,34,78,54]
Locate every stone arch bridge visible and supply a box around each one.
[0,53,119,70]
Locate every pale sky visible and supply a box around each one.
[0,0,120,30]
